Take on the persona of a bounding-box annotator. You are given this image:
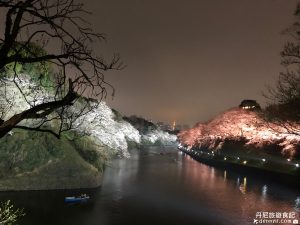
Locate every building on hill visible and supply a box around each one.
[239,99,261,110]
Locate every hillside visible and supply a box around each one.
[0,77,176,190]
[124,115,177,146]
[178,107,300,159]
[0,100,141,190]
[0,130,104,190]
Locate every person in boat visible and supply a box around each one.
[80,194,88,198]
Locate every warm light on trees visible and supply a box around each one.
[178,107,300,159]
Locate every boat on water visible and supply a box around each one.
[64,194,90,203]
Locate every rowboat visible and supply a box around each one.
[64,194,90,203]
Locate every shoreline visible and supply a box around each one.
[0,172,103,191]
[179,147,300,188]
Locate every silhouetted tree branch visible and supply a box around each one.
[264,2,300,135]
[0,0,124,138]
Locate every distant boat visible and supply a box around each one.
[64,194,90,203]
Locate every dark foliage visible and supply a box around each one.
[123,115,157,135]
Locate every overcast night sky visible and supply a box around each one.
[84,0,298,126]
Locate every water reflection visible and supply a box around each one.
[262,185,268,199]
[181,154,300,225]
[239,177,247,194]
[0,148,299,225]
[295,197,300,212]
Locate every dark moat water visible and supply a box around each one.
[0,147,299,225]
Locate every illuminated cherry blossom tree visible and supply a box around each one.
[178,107,300,159]
[0,0,123,138]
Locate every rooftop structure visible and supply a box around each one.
[239,99,261,110]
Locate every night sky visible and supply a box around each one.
[86,0,297,126]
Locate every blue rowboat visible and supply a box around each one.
[64,194,90,203]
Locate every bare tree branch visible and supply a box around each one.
[263,4,300,136]
[0,0,123,138]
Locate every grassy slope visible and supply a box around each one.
[0,129,106,190]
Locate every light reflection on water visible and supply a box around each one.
[180,153,300,225]
[295,197,300,212]
[262,185,268,200]
[0,147,299,225]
